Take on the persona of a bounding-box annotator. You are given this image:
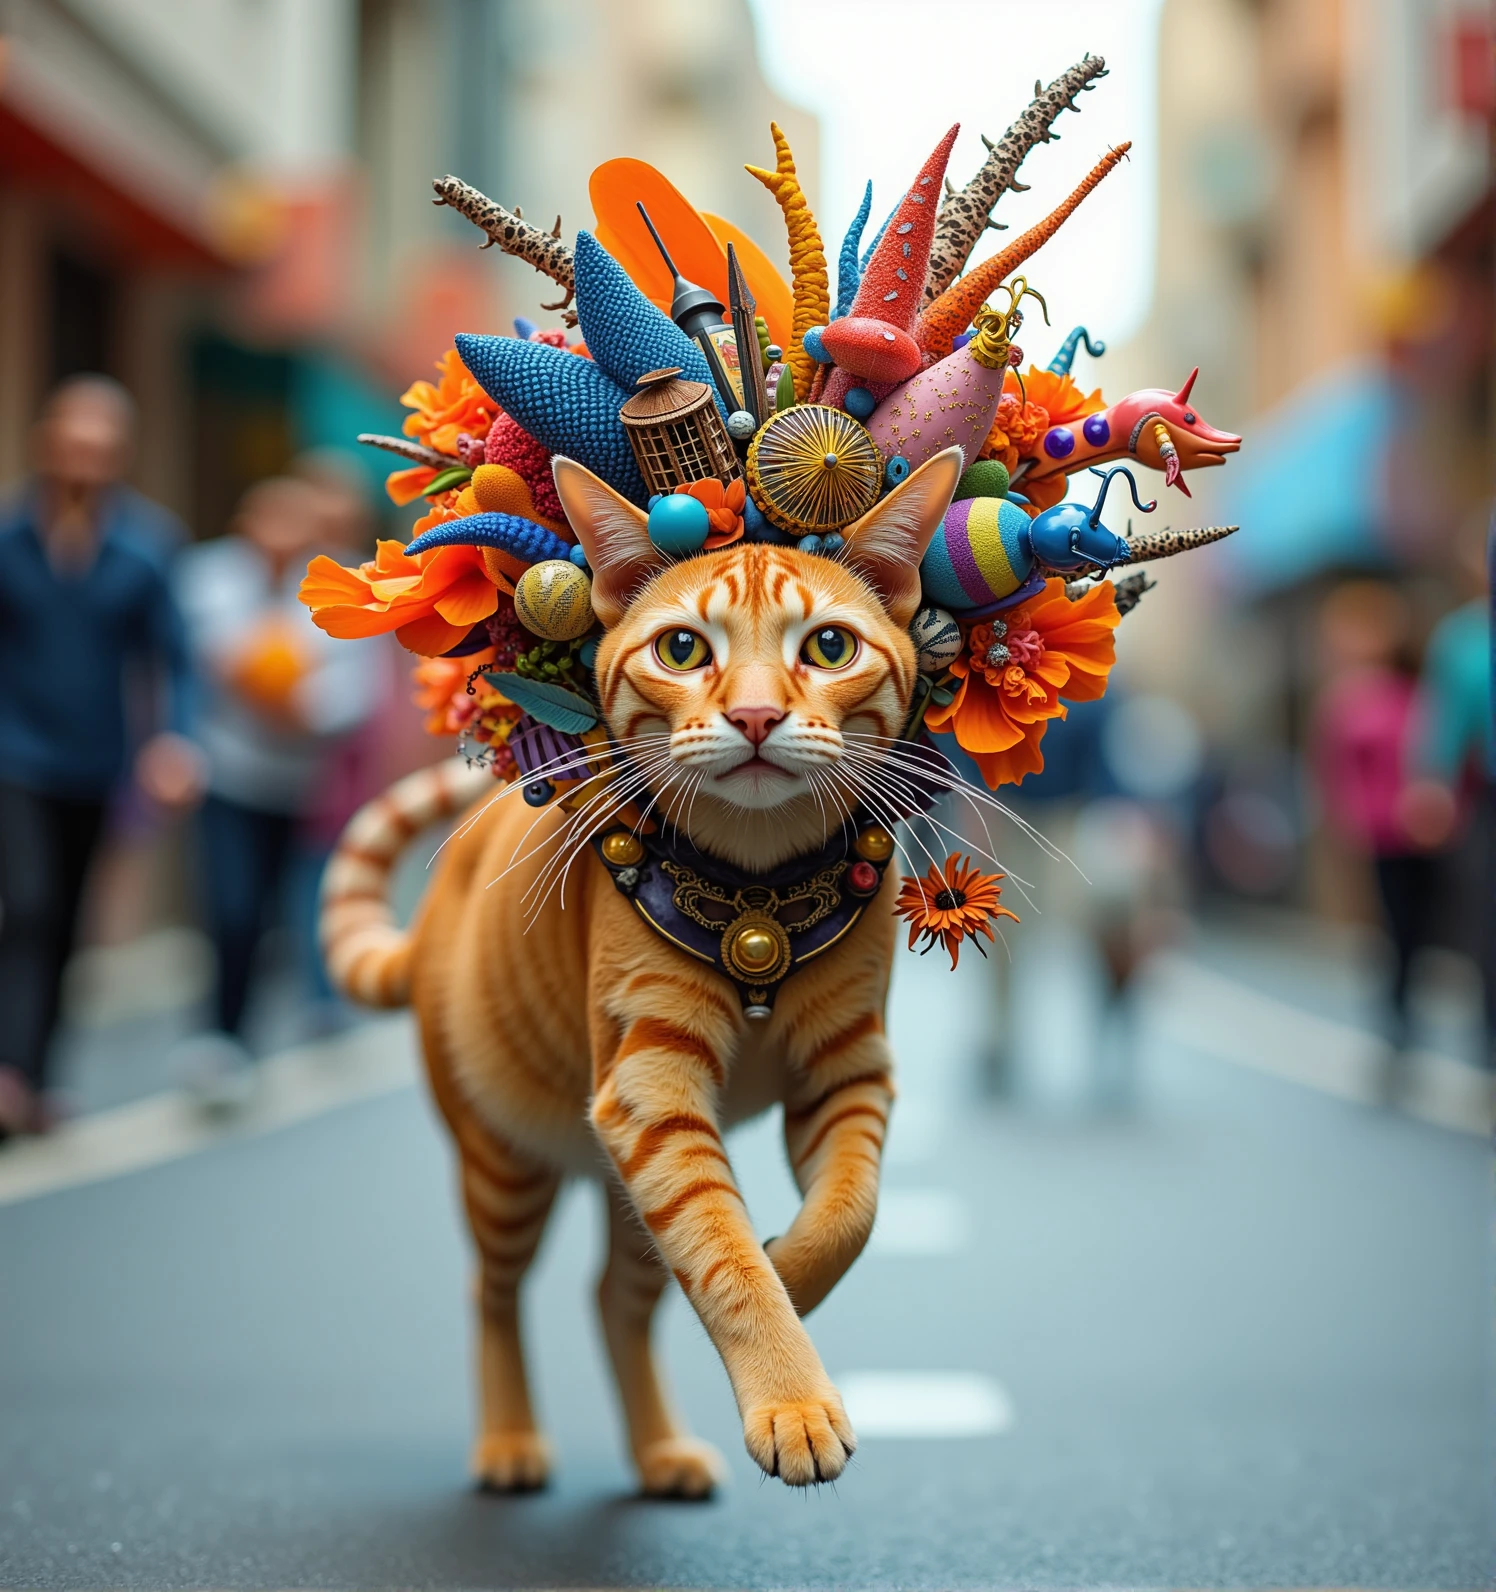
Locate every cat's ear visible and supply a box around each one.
[551,457,666,626]
[838,447,963,626]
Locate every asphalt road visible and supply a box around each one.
[1,945,1491,1590]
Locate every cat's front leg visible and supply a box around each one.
[589,990,855,1486]
[769,1009,894,1314]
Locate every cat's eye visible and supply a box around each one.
[800,626,858,670]
[655,629,712,671]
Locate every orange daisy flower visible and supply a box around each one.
[401,347,499,457]
[925,578,1120,788]
[299,536,507,657]
[895,853,1018,970]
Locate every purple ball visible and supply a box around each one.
[1083,413,1111,447]
[1043,426,1076,459]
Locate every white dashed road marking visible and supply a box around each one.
[837,1371,1015,1438]
[869,1186,970,1255]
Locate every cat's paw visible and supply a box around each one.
[636,1435,726,1499]
[472,1430,551,1492]
[742,1391,856,1486]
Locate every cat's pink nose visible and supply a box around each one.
[728,705,785,746]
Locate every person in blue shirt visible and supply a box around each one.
[0,376,201,1137]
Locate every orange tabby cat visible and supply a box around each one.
[319,447,964,1494]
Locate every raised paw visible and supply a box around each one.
[471,1430,551,1492]
[742,1392,856,1487]
[636,1435,727,1499]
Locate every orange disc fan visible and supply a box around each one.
[589,160,792,350]
[700,214,792,350]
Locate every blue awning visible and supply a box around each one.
[1219,361,1398,592]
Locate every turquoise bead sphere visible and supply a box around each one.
[844,386,876,420]
[647,492,710,554]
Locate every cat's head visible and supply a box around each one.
[553,450,961,842]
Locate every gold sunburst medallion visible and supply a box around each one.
[721,912,793,983]
[745,405,882,535]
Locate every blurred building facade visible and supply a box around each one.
[0,0,814,536]
[1110,0,1493,914]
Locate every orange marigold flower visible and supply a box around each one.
[925,577,1120,788]
[1001,366,1104,428]
[981,368,1104,475]
[409,654,524,745]
[895,852,1018,970]
[980,394,1048,470]
[299,535,505,657]
[400,347,498,458]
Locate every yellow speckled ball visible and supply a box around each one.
[513,559,594,640]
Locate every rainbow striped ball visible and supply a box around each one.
[918,496,1033,612]
[513,559,595,640]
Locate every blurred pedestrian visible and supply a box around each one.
[1398,511,1493,1065]
[290,450,393,1030]
[0,376,200,1138]
[1310,579,1427,1078]
[173,476,379,1100]
[953,689,1191,1111]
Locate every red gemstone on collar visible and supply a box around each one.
[848,860,880,895]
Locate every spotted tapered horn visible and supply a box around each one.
[1117,523,1237,564]
[924,55,1110,302]
[432,176,575,316]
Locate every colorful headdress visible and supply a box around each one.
[303,54,1242,883]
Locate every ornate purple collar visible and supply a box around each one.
[591,813,896,1017]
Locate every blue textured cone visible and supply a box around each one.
[572,230,723,410]
[834,181,873,321]
[404,511,574,563]
[454,333,646,502]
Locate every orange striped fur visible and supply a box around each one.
[320,450,962,1493]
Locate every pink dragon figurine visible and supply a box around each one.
[1015,368,1241,499]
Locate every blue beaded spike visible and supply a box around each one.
[454,332,647,502]
[1046,326,1107,376]
[833,182,873,321]
[572,230,724,412]
[404,511,574,563]
[860,201,898,270]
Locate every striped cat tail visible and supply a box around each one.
[320,758,492,1007]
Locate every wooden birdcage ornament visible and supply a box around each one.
[619,367,741,496]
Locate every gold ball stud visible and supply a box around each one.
[854,825,895,863]
[600,831,645,868]
[731,925,781,975]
